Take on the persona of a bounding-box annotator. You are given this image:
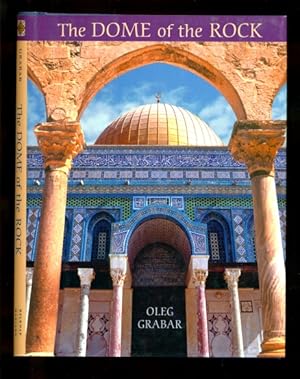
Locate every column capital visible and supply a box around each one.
[77,268,95,287]
[224,268,241,289]
[109,254,128,287]
[110,268,126,287]
[26,267,34,286]
[228,120,286,177]
[192,269,208,288]
[34,121,85,175]
[186,255,209,288]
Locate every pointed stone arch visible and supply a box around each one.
[78,43,246,120]
[27,41,286,122]
[110,205,208,267]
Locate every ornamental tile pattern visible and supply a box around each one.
[87,170,102,178]
[27,146,286,170]
[240,300,253,313]
[150,170,168,179]
[63,169,254,184]
[69,210,85,261]
[242,210,256,263]
[134,171,149,178]
[232,209,247,262]
[111,231,127,254]
[216,171,231,179]
[87,313,110,357]
[26,208,40,261]
[232,171,247,179]
[27,169,42,178]
[191,199,253,221]
[208,313,232,357]
[133,196,184,210]
[201,171,215,179]
[119,170,133,178]
[66,198,131,220]
[103,171,118,179]
[185,171,199,178]
[27,185,287,197]
[170,196,184,210]
[133,197,146,210]
[26,145,286,267]
[147,196,169,206]
[191,232,206,254]
[112,204,206,236]
[277,171,286,179]
[72,170,84,179]
[170,171,184,178]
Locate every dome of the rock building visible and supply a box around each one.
[94,103,224,146]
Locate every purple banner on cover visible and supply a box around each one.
[17,14,286,42]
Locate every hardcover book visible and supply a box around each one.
[15,13,286,357]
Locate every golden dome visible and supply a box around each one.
[94,103,224,146]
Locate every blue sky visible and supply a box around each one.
[27,63,286,146]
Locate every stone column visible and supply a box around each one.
[229,120,286,357]
[25,267,34,333]
[26,122,85,355]
[192,269,209,357]
[186,255,210,357]
[109,255,128,357]
[76,268,95,356]
[224,268,244,357]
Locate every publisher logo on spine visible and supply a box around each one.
[17,20,26,37]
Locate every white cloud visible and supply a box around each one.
[81,96,147,144]
[161,86,188,105]
[198,96,236,144]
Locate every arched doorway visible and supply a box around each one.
[128,217,191,357]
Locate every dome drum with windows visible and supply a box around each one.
[95,103,224,146]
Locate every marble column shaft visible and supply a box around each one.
[109,269,126,357]
[76,268,95,357]
[26,169,68,354]
[26,122,85,355]
[252,176,285,340]
[224,268,244,357]
[229,120,286,357]
[193,269,209,357]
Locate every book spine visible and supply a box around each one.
[14,40,27,356]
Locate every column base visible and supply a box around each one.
[259,337,285,358]
[25,352,55,357]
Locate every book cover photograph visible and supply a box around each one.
[15,13,286,357]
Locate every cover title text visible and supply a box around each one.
[57,21,263,39]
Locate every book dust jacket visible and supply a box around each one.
[15,13,286,357]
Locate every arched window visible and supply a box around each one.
[202,212,232,263]
[91,219,111,262]
[207,220,226,263]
